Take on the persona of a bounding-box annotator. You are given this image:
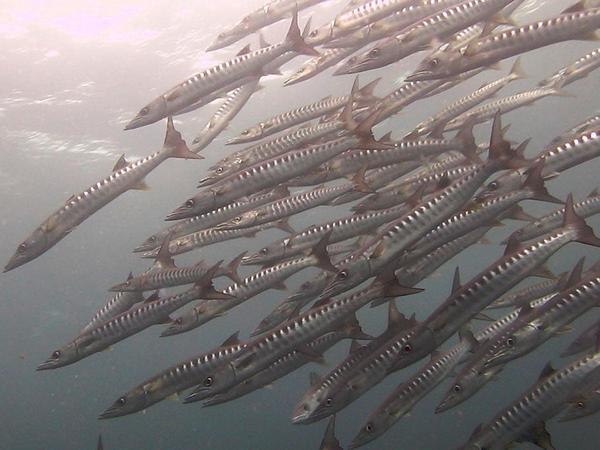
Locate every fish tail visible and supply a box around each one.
[522,161,562,204]
[509,56,526,80]
[563,193,600,247]
[285,11,319,57]
[164,117,203,159]
[487,111,528,170]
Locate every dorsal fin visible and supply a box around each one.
[503,234,523,256]
[451,267,462,295]
[236,43,252,56]
[112,154,128,172]
[349,339,362,354]
[387,300,403,329]
[565,257,586,288]
[538,362,556,381]
[223,251,247,284]
[320,415,341,450]
[351,164,373,193]
[143,291,160,304]
[562,193,600,247]
[458,326,479,351]
[505,204,536,222]
[127,271,134,280]
[155,232,176,269]
[308,230,336,272]
[221,331,240,347]
[531,264,556,280]
[309,371,322,387]
[518,302,534,319]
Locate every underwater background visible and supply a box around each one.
[1,0,599,448]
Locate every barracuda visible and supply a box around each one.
[79,273,145,334]
[206,0,324,51]
[408,7,600,81]
[160,236,335,337]
[331,0,418,34]
[202,317,371,406]
[189,78,260,153]
[562,317,600,357]
[290,302,418,424]
[4,118,201,273]
[487,271,568,309]
[337,0,514,74]
[124,13,317,130]
[37,264,227,370]
[482,260,600,369]
[406,58,525,138]
[98,332,247,419]
[215,183,357,231]
[458,352,600,450]
[540,47,600,88]
[549,113,600,147]
[512,188,600,242]
[559,380,600,422]
[435,292,561,413]
[181,278,421,404]
[284,46,359,86]
[230,78,380,143]
[319,416,343,450]
[333,194,600,417]
[134,187,288,253]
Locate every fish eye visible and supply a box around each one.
[368,48,380,58]
[52,350,61,359]
[488,181,498,190]
[149,236,156,242]
[175,318,182,325]
[260,248,269,255]
[185,199,195,208]
[365,423,374,433]
[140,107,150,116]
[337,271,348,280]
[453,384,462,393]
[17,243,27,253]
[506,337,515,347]
[576,401,585,408]
[403,343,413,353]
[429,58,440,67]
[234,216,242,222]
[309,30,318,37]
[325,397,333,406]
[241,130,249,135]
[216,167,224,174]
[204,376,214,387]
[235,158,243,165]
[118,396,127,406]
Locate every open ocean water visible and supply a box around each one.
[1,0,599,448]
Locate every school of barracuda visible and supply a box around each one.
[5,0,600,448]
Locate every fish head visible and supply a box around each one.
[284,62,318,86]
[37,339,83,371]
[134,230,170,253]
[4,225,52,272]
[290,384,329,424]
[160,304,210,337]
[216,211,260,230]
[483,325,539,369]
[227,124,265,144]
[166,191,217,221]
[124,97,167,130]
[476,170,524,201]
[319,258,368,299]
[405,48,462,82]
[350,414,390,449]
[334,39,395,75]
[436,365,502,413]
[99,382,156,419]
[182,363,237,404]
[200,159,246,187]
[560,393,600,422]
[241,241,286,266]
[305,24,333,47]
[206,29,244,52]
[109,276,140,292]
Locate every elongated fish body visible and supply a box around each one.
[409,8,600,81]
[351,332,477,448]
[216,184,355,231]
[560,381,600,422]
[374,80,447,121]
[562,317,600,357]
[134,187,287,252]
[483,269,600,369]
[549,113,600,147]
[207,0,324,51]
[512,190,600,242]
[110,262,212,292]
[229,82,379,144]
[459,352,600,450]
[4,119,200,272]
[161,251,332,337]
[328,0,464,49]
[38,271,222,370]
[444,86,563,131]
[407,59,524,138]
[340,0,514,74]
[125,15,316,129]
[330,163,420,205]
[481,127,600,197]
[242,202,411,266]
[189,78,260,153]
[182,281,419,403]
[395,225,491,286]
[203,318,368,406]
[355,162,479,212]
[79,276,145,334]
[284,47,358,85]
[435,293,555,414]
[200,120,345,188]
[99,335,246,418]
[332,0,417,34]
[487,273,567,309]
[141,222,280,259]
[435,294,556,413]
[169,136,366,219]
[540,47,600,88]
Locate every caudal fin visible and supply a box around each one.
[309,231,336,273]
[165,117,203,159]
[285,12,319,56]
[563,193,600,247]
[487,111,528,170]
[522,161,562,204]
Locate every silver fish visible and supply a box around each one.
[487,271,568,309]
[561,317,600,357]
[284,46,359,86]
[540,47,600,88]
[4,118,201,272]
[559,380,600,422]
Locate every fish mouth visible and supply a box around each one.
[182,387,210,404]
[290,410,311,424]
[404,70,436,82]
[160,325,183,337]
[201,396,225,407]
[3,256,23,273]
[123,115,151,131]
[240,254,262,265]
[108,282,134,292]
[332,62,361,76]
[283,71,310,86]
[482,353,507,369]
[133,242,158,253]
[98,405,124,420]
[141,249,159,259]
[197,176,216,187]
[434,399,453,414]
[165,206,194,221]
[36,358,61,371]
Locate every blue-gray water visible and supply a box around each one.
[1,0,599,448]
